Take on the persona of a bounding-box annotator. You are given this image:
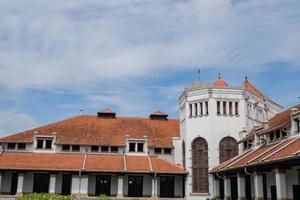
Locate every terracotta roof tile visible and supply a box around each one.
[0,115,179,147]
[126,155,151,172]
[150,156,185,174]
[241,79,268,100]
[85,154,124,172]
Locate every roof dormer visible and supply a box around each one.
[149,111,168,120]
[97,108,116,119]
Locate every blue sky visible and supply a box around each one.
[0,0,299,136]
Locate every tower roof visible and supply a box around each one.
[241,76,268,100]
[213,73,229,88]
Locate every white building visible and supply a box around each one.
[179,75,283,199]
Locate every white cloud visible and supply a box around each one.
[0,0,299,91]
[0,111,38,137]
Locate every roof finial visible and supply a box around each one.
[245,75,248,82]
[218,73,221,79]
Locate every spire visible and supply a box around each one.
[218,73,221,79]
[245,75,248,82]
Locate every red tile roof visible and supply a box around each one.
[0,115,179,148]
[213,73,229,88]
[0,152,186,174]
[241,78,268,100]
[211,136,300,173]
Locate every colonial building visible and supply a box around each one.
[1,74,297,200]
[211,104,300,200]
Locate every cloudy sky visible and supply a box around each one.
[0,0,300,136]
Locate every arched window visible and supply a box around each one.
[219,136,238,163]
[192,137,208,193]
[182,141,186,168]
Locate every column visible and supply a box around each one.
[203,102,207,116]
[80,175,88,198]
[224,176,231,200]
[275,169,287,200]
[212,176,220,199]
[192,103,196,117]
[237,175,246,200]
[151,176,158,198]
[49,174,56,193]
[71,175,80,195]
[0,172,2,194]
[16,173,24,195]
[220,101,224,115]
[117,176,124,198]
[254,172,263,200]
[197,103,201,116]
[71,175,88,198]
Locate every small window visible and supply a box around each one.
[195,103,198,116]
[62,145,70,151]
[270,133,275,141]
[275,130,281,139]
[217,101,221,115]
[111,146,118,153]
[72,145,80,152]
[205,101,209,115]
[129,143,136,152]
[296,119,300,133]
[45,140,52,149]
[137,143,144,152]
[229,102,233,115]
[189,104,193,117]
[154,148,162,154]
[7,143,16,150]
[235,102,239,115]
[200,102,203,115]
[101,146,109,153]
[37,140,44,149]
[17,143,26,150]
[91,146,99,152]
[164,148,172,155]
[223,102,227,115]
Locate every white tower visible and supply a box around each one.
[179,74,283,200]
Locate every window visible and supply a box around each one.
[91,145,99,152]
[129,143,136,152]
[217,101,221,115]
[235,102,239,115]
[137,143,144,152]
[37,140,44,149]
[154,148,162,154]
[62,145,70,151]
[270,133,275,141]
[7,143,16,150]
[189,104,193,117]
[223,102,227,115]
[219,137,238,163]
[111,146,118,153]
[164,148,172,155]
[200,102,203,115]
[205,101,209,115]
[17,143,26,150]
[275,130,281,139]
[72,145,80,152]
[195,103,198,116]
[192,137,208,193]
[101,146,109,152]
[296,119,300,133]
[229,102,233,115]
[45,140,52,149]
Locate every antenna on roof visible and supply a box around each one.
[197,69,201,81]
[80,109,83,115]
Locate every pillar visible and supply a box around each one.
[80,175,88,198]
[49,174,56,193]
[197,103,200,116]
[151,176,158,198]
[71,175,88,198]
[0,172,2,194]
[254,172,263,200]
[237,175,246,200]
[212,176,220,199]
[117,176,124,198]
[203,102,207,116]
[224,176,231,200]
[16,173,24,195]
[275,169,287,200]
[220,101,224,115]
[192,103,196,117]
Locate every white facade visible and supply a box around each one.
[179,80,283,200]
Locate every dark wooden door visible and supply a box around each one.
[293,185,300,200]
[160,176,174,198]
[96,176,111,196]
[230,177,238,200]
[270,185,277,200]
[10,173,18,195]
[61,174,72,195]
[245,175,252,200]
[128,176,143,197]
[33,174,50,193]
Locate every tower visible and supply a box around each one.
[179,75,283,200]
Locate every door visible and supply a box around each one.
[270,185,277,200]
[245,175,252,200]
[96,176,111,196]
[33,174,50,193]
[230,177,238,200]
[293,185,300,200]
[10,173,18,195]
[160,176,174,198]
[128,176,143,197]
[61,174,72,195]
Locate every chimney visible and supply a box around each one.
[97,108,116,119]
[149,111,168,120]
